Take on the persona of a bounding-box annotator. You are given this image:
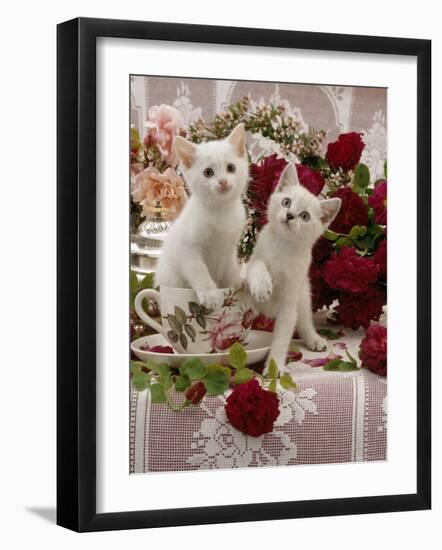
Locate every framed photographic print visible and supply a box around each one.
[57,17,431,532]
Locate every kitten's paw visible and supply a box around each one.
[250,275,273,303]
[304,334,328,352]
[197,289,224,311]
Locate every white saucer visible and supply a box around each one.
[131,330,271,367]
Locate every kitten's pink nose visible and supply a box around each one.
[218,179,229,191]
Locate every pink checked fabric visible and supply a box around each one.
[130,330,387,473]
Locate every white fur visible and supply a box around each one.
[155,124,248,309]
[246,163,341,373]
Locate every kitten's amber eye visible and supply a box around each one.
[300,211,310,222]
[203,167,214,178]
[226,163,236,173]
[281,198,292,208]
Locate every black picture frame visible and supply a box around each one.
[57,17,431,532]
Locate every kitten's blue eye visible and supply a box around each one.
[226,163,236,173]
[300,211,310,222]
[203,167,214,178]
[282,198,291,208]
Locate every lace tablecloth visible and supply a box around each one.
[130,328,387,473]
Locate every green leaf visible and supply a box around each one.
[337,361,360,372]
[174,373,191,392]
[232,367,255,385]
[195,314,206,329]
[383,160,387,178]
[130,270,139,292]
[323,229,339,241]
[345,349,358,366]
[174,306,187,326]
[189,301,200,315]
[140,272,155,289]
[229,342,247,370]
[131,371,151,391]
[268,380,277,393]
[280,373,297,390]
[182,358,207,380]
[267,358,279,380]
[353,163,370,190]
[150,383,167,403]
[150,363,172,390]
[184,324,196,342]
[349,225,367,240]
[130,360,146,374]
[167,330,179,343]
[323,358,342,371]
[203,365,230,395]
[335,236,353,249]
[317,328,342,340]
[167,314,182,332]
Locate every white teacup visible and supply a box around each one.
[134,286,254,354]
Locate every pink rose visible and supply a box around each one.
[207,311,245,352]
[132,167,187,221]
[145,104,184,165]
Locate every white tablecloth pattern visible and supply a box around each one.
[130,324,387,473]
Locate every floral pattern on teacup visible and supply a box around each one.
[163,289,253,353]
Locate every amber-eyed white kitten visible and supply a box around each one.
[155,124,248,310]
[246,163,341,373]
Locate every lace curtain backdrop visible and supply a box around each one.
[130,76,387,179]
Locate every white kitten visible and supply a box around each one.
[155,124,248,310]
[246,163,341,373]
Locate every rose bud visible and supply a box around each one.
[185,381,207,405]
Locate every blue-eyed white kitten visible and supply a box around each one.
[246,163,341,373]
[155,124,248,310]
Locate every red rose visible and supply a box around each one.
[329,187,368,234]
[374,239,387,280]
[323,247,380,293]
[185,381,207,404]
[312,236,333,265]
[336,288,385,330]
[309,263,338,311]
[248,154,288,227]
[326,132,365,171]
[295,164,325,196]
[368,180,387,225]
[360,324,387,376]
[225,379,280,437]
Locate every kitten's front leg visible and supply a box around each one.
[220,251,244,290]
[247,259,273,303]
[265,300,298,374]
[297,282,327,352]
[180,248,224,310]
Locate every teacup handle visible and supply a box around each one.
[134,289,167,338]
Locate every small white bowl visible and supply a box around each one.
[131,329,271,367]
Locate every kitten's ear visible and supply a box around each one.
[227,123,246,157]
[320,198,341,227]
[174,136,197,168]
[277,163,299,191]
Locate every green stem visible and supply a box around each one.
[166,395,191,412]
